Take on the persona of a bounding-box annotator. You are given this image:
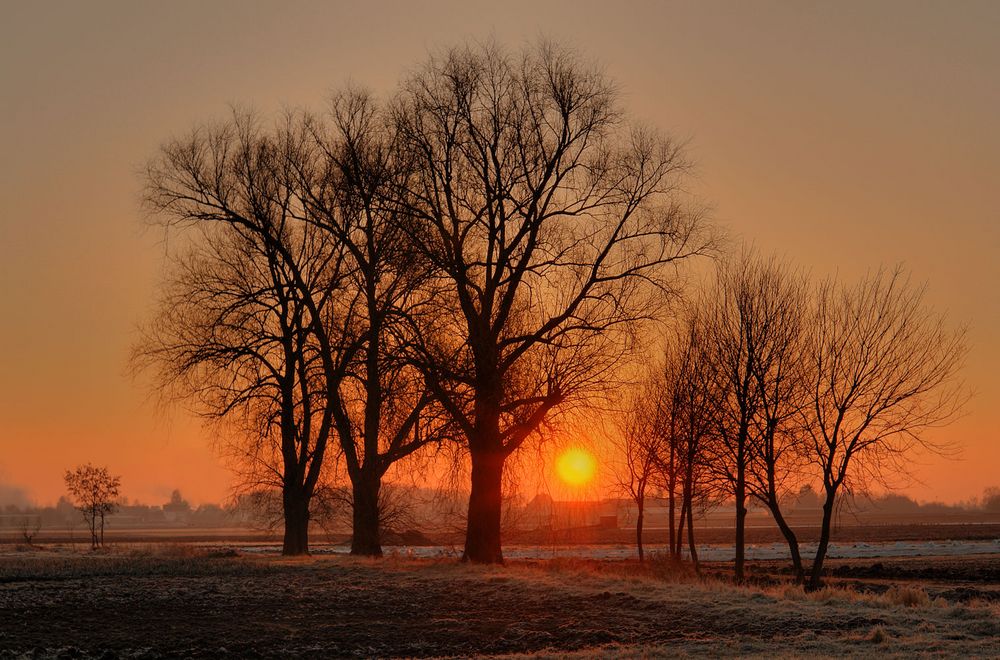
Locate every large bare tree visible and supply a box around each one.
[290,93,447,556]
[803,268,966,589]
[700,252,810,581]
[139,105,450,557]
[741,256,810,583]
[700,255,765,582]
[138,113,351,555]
[391,42,711,562]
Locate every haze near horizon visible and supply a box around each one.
[1,0,997,507]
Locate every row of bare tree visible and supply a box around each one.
[134,41,712,561]
[135,40,965,577]
[616,254,966,588]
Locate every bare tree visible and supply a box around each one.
[615,310,719,569]
[665,309,721,570]
[64,464,121,549]
[694,252,810,581]
[139,105,449,557]
[18,515,41,546]
[291,92,448,556]
[699,252,820,581]
[653,356,683,560]
[138,112,350,555]
[741,256,810,583]
[648,333,690,561]
[699,255,765,582]
[392,41,711,563]
[612,384,664,562]
[803,267,967,589]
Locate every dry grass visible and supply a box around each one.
[493,554,993,624]
[0,544,264,583]
[884,584,931,607]
[512,554,702,583]
[764,582,951,612]
[866,624,890,643]
[506,555,964,615]
[1,545,998,658]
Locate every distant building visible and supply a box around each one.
[520,494,621,530]
[162,490,192,524]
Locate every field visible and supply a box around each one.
[1,545,998,658]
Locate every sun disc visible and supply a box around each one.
[556,448,597,487]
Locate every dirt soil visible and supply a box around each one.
[0,549,998,658]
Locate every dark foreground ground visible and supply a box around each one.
[1,548,998,659]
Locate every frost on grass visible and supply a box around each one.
[0,548,998,658]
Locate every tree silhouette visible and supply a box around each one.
[139,106,450,557]
[138,113,350,555]
[705,252,812,581]
[64,464,121,549]
[803,268,967,589]
[660,308,719,569]
[612,381,664,562]
[392,41,711,563]
[290,92,448,556]
[699,255,772,582]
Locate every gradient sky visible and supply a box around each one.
[1,0,997,506]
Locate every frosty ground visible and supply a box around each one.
[0,547,998,658]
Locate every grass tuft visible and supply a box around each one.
[885,584,931,607]
[867,624,889,643]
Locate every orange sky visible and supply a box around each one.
[1,1,997,506]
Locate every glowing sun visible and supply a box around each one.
[556,448,597,487]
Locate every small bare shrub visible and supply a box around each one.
[19,515,41,546]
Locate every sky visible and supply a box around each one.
[1,0,997,506]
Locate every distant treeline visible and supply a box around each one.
[3,484,998,534]
[787,485,1000,517]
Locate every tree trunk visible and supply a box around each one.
[463,447,505,563]
[686,491,699,571]
[667,444,676,558]
[354,304,384,559]
[735,460,747,582]
[351,469,383,557]
[768,499,804,583]
[282,490,311,556]
[635,500,645,563]
[808,494,836,590]
[675,497,687,558]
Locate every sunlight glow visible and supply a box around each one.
[555,448,597,487]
